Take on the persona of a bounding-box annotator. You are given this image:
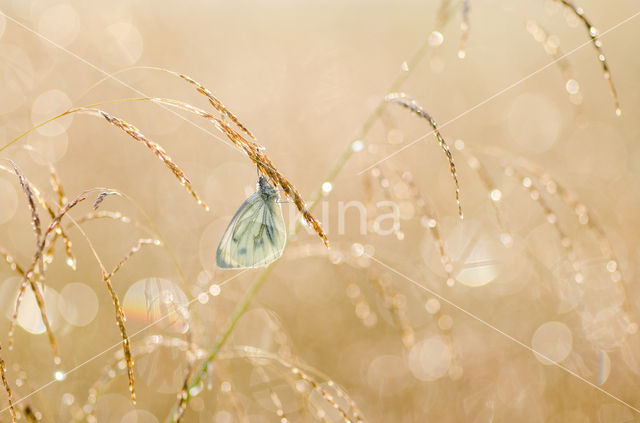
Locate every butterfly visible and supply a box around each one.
[216,176,287,269]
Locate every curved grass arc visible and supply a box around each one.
[168,19,456,422]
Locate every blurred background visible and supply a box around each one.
[0,0,639,421]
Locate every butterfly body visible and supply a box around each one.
[216,176,286,269]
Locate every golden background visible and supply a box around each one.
[0,0,639,421]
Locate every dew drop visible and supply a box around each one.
[295,380,307,392]
[209,284,221,296]
[351,243,364,257]
[321,182,333,194]
[438,314,453,330]
[65,257,77,270]
[189,384,203,397]
[425,298,440,314]
[467,156,479,169]
[428,31,444,47]
[401,61,409,72]
[346,284,360,298]
[54,370,66,381]
[490,189,502,202]
[351,139,364,152]
[329,250,343,264]
[500,233,513,247]
[531,321,573,364]
[62,393,75,406]
[565,79,580,94]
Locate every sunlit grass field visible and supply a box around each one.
[0,0,639,421]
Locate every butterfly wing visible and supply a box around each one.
[216,192,286,269]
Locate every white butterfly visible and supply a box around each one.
[216,176,287,269]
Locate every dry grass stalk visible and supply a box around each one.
[255,365,288,421]
[45,166,76,270]
[0,163,77,271]
[96,238,174,404]
[105,238,160,280]
[384,93,463,219]
[0,345,17,423]
[68,204,171,404]
[535,176,618,277]
[458,0,471,58]
[82,108,209,211]
[146,97,329,246]
[526,19,583,107]
[21,194,88,356]
[101,272,134,402]
[92,191,117,210]
[342,277,377,329]
[73,66,256,140]
[504,164,583,283]
[555,0,621,115]
[400,169,456,277]
[370,274,415,348]
[27,89,326,246]
[48,165,68,206]
[83,336,365,423]
[462,150,513,244]
[475,147,632,318]
[372,165,454,281]
[176,72,256,140]
[9,260,58,363]
[230,347,365,423]
[291,367,361,423]
[506,154,624,284]
[172,369,191,423]
[22,405,40,422]
[72,188,188,287]
[80,337,192,421]
[9,161,42,245]
[43,228,76,271]
[434,0,455,32]
[0,248,25,276]
[80,97,324,246]
[72,210,132,226]
[6,167,88,365]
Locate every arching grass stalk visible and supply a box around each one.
[168,22,451,422]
